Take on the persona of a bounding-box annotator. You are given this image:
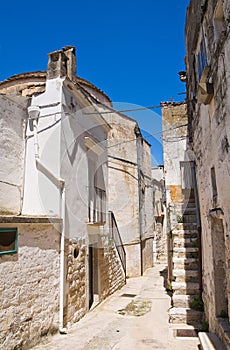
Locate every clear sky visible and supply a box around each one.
[1,0,190,165]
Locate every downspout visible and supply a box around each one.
[27,105,66,334]
[135,125,143,276]
[59,186,66,334]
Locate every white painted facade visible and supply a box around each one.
[0,95,28,215]
[22,75,109,241]
[0,47,127,349]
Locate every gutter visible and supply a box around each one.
[27,105,67,334]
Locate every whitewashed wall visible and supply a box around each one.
[0,95,28,214]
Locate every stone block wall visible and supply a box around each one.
[65,239,87,325]
[185,0,230,336]
[0,222,60,350]
[185,0,230,343]
[99,245,125,301]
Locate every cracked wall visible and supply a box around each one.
[186,0,230,336]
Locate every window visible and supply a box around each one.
[88,158,106,224]
[211,167,218,207]
[197,28,208,81]
[196,27,214,104]
[0,228,18,256]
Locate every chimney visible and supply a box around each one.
[47,46,77,81]
[62,46,76,81]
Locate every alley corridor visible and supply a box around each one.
[32,264,199,350]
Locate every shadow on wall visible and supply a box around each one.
[160,267,173,298]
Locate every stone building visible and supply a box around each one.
[105,111,154,277]
[0,47,125,349]
[185,0,230,346]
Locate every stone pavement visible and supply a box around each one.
[32,264,200,350]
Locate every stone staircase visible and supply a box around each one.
[169,201,203,328]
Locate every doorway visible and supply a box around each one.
[88,245,99,309]
[211,217,228,317]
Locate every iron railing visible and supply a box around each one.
[108,211,126,278]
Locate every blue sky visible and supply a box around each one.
[1,0,190,165]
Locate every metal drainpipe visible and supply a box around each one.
[59,186,66,334]
[135,126,143,276]
[28,105,67,334]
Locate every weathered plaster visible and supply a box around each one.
[0,95,28,214]
[186,0,230,342]
[0,223,60,350]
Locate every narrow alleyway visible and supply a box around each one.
[33,264,200,350]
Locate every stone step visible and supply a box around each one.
[174,204,197,212]
[176,223,198,231]
[181,214,197,224]
[173,247,199,259]
[173,294,202,308]
[169,307,203,327]
[172,282,200,295]
[175,210,197,217]
[172,229,198,240]
[173,203,196,209]
[199,332,226,350]
[173,236,198,248]
[174,247,199,253]
[187,197,196,204]
[172,228,198,235]
[215,317,230,349]
[173,269,199,283]
[173,257,199,270]
[170,324,198,338]
[173,295,193,308]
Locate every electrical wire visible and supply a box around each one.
[74,80,163,116]
[108,123,188,149]
[10,77,188,150]
[84,104,162,114]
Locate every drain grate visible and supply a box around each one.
[120,293,136,298]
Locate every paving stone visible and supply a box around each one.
[32,264,200,350]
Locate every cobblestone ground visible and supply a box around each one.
[32,264,200,350]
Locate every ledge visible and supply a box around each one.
[216,317,230,349]
[0,215,62,224]
[198,332,226,350]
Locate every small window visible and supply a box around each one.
[197,28,208,81]
[211,167,218,207]
[0,228,18,256]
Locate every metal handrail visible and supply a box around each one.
[108,211,126,279]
